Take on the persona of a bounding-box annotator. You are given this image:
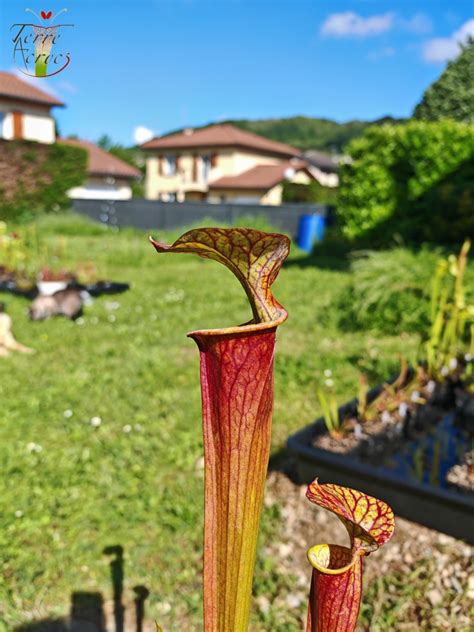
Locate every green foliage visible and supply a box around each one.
[423,240,474,377]
[414,38,474,123]
[282,180,338,205]
[338,247,445,335]
[97,135,145,198]
[316,376,340,436]
[0,141,87,222]
[337,120,474,243]
[337,244,474,340]
[0,221,40,280]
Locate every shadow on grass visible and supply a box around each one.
[14,546,149,632]
[284,237,353,272]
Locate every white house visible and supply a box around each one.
[0,71,141,200]
[60,138,141,200]
[0,71,63,144]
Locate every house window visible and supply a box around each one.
[163,155,176,176]
[201,155,211,183]
[0,113,4,139]
[160,192,177,202]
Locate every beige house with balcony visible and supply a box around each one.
[0,71,63,144]
[140,123,316,205]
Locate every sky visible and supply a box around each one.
[0,0,473,146]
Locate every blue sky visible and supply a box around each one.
[1,0,473,145]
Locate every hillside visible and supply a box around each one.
[162,115,405,154]
[226,116,405,153]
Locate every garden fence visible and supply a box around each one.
[72,199,328,236]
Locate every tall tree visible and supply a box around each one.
[414,38,474,123]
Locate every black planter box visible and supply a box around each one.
[287,387,474,543]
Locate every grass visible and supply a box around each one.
[0,212,444,630]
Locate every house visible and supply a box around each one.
[0,71,63,144]
[60,138,141,200]
[140,123,317,205]
[303,150,340,188]
[0,71,141,201]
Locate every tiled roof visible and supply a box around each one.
[304,150,339,173]
[0,71,64,107]
[60,138,141,179]
[209,161,311,190]
[140,124,300,158]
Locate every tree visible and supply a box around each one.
[414,38,474,123]
[97,134,113,150]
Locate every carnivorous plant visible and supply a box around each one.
[151,227,289,631]
[306,480,395,632]
[152,227,395,632]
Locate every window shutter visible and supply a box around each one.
[192,155,198,182]
[12,112,23,140]
[211,153,218,168]
[158,156,163,176]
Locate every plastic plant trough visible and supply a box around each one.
[287,384,474,543]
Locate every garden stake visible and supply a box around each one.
[306,480,394,632]
[151,227,290,632]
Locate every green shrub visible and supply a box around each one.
[337,120,474,243]
[0,140,87,221]
[336,246,473,335]
[282,180,338,205]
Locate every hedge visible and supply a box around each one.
[282,180,338,205]
[0,140,88,221]
[337,120,474,244]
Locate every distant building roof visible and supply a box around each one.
[304,150,339,173]
[0,71,64,107]
[60,138,141,179]
[140,123,301,158]
[209,161,312,190]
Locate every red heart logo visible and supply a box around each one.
[40,10,53,19]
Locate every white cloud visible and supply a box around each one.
[133,126,154,145]
[401,13,432,34]
[320,12,394,38]
[423,19,474,63]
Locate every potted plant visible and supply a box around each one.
[288,241,474,541]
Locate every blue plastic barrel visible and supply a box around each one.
[296,214,326,252]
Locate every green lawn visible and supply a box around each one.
[0,213,430,630]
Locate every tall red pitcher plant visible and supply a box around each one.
[305,480,395,632]
[151,227,290,631]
